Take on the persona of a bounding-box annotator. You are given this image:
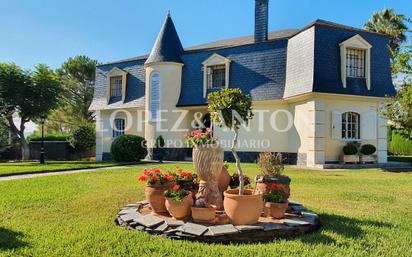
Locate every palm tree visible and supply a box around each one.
[364,8,409,58]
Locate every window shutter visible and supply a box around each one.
[150,73,160,121]
[332,111,342,139]
[361,112,377,140]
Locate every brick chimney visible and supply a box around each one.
[254,0,269,43]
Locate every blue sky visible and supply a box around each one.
[0,0,410,69]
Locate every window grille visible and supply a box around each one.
[341,112,360,140]
[207,65,226,89]
[346,48,366,78]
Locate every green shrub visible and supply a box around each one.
[343,142,358,155]
[389,131,412,156]
[155,135,165,148]
[110,135,147,162]
[257,152,284,177]
[360,144,376,155]
[70,122,95,151]
[27,133,70,142]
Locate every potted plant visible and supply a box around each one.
[174,166,196,190]
[183,128,223,209]
[360,144,377,163]
[164,185,193,220]
[263,184,288,219]
[191,198,216,223]
[138,168,174,214]
[341,142,360,164]
[208,88,263,225]
[256,152,291,199]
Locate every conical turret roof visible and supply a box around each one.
[145,13,184,65]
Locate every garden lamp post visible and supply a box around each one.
[40,115,46,164]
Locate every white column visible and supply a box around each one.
[95,110,103,161]
[377,102,388,163]
[306,100,326,167]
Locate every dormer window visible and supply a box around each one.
[207,65,226,89]
[339,35,372,90]
[202,54,231,97]
[110,76,123,97]
[346,48,366,78]
[106,67,127,103]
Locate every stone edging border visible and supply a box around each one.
[115,200,321,243]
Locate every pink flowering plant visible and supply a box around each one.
[183,128,218,148]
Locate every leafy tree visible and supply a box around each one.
[384,81,412,139]
[57,55,98,122]
[0,63,62,159]
[69,122,96,151]
[208,88,253,195]
[364,8,411,75]
[0,117,9,146]
[364,8,410,58]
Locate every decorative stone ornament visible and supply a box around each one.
[192,144,224,209]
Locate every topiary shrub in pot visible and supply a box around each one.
[360,144,377,164]
[110,134,147,162]
[342,142,360,164]
[208,88,263,225]
[256,152,291,199]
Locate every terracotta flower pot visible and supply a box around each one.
[264,201,288,219]
[223,189,263,225]
[218,166,231,193]
[191,205,216,223]
[165,192,194,220]
[255,175,291,199]
[145,184,171,214]
[192,144,224,209]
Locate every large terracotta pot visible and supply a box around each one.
[191,205,216,223]
[223,189,263,225]
[145,184,171,214]
[192,144,224,209]
[264,201,288,219]
[165,192,194,220]
[218,166,231,193]
[255,175,291,199]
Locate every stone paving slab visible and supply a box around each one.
[116,200,321,243]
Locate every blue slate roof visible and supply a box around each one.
[312,24,396,97]
[90,19,395,111]
[145,14,184,65]
[177,39,288,106]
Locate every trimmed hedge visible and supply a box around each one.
[343,143,358,155]
[27,133,70,142]
[110,135,147,162]
[360,144,376,155]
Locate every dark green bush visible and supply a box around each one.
[69,122,95,151]
[110,135,147,162]
[343,143,358,155]
[360,144,376,155]
[27,133,70,142]
[155,135,165,148]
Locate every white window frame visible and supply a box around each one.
[202,53,231,97]
[339,35,372,90]
[113,118,125,137]
[341,112,360,140]
[149,72,161,122]
[106,67,128,103]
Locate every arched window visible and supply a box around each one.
[150,73,160,121]
[341,112,360,140]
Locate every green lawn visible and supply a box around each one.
[1,163,411,256]
[0,161,124,177]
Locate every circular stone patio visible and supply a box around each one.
[115,200,320,243]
